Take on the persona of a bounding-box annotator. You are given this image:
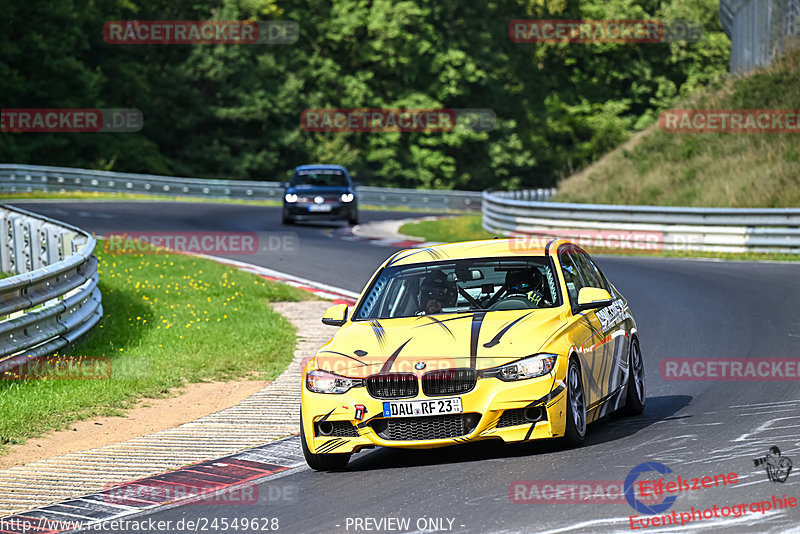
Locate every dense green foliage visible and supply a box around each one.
[1,0,728,190]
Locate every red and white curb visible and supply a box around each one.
[327,217,443,249]
[0,436,305,534]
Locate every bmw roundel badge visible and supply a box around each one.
[415,361,426,370]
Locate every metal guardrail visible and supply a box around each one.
[0,164,494,211]
[483,190,800,253]
[0,204,101,372]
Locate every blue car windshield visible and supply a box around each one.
[353,258,561,320]
[291,169,349,187]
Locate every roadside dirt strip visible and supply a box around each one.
[0,300,335,519]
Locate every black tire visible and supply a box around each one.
[563,358,587,447]
[300,412,351,471]
[621,337,646,415]
[347,212,359,226]
[282,213,294,225]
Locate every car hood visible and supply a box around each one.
[314,308,567,377]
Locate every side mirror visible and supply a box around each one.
[574,287,613,313]
[322,304,349,326]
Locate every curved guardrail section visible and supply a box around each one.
[0,163,506,210]
[483,190,800,253]
[0,204,101,372]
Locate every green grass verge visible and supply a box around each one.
[556,46,800,207]
[0,243,311,452]
[400,215,800,262]
[401,215,493,242]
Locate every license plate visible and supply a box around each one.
[382,397,463,418]
[308,204,332,212]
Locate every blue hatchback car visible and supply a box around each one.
[282,164,359,225]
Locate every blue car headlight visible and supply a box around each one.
[480,354,557,381]
[285,193,298,203]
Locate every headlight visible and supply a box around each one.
[480,354,557,381]
[340,193,354,203]
[285,193,298,203]
[306,370,362,394]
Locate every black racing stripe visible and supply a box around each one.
[524,375,564,409]
[315,439,340,453]
[379,338,412,374]
[426,247,447,260]
[483,312,533,348]
[413,316,456,340]
[386,246,447,267]
[317,350,367,365]
[422,315,474,325]
[319,439,348,454]
[316,438,346,454]
[370,320,388,351]
[357,413,382,429]
[469,311,487,369]
[386,249,426,267]
[581,315,601,337]
[318,408,336,423]
[524,423,537,441]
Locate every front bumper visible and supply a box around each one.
[284,202,355,219]
[300,373,568,454]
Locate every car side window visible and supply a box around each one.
[559,251,585,304]
[573,252,606,290]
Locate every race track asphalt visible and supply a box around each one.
[12,201,800,534]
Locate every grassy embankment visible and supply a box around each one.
[557,47,800,207]
[0,243,311,452]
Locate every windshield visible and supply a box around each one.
[353,257,561,320]
[291,169,350,187]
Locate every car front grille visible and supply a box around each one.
[497,408,529,428]
[371,414,470,441]
[496,407,548,428]
[421,368,477,396]
[366,373,418,399]
[317,421,360,437]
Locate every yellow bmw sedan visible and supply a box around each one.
[300,238,645,470]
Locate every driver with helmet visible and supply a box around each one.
[417,270,457,315]
[505,268,547,307]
